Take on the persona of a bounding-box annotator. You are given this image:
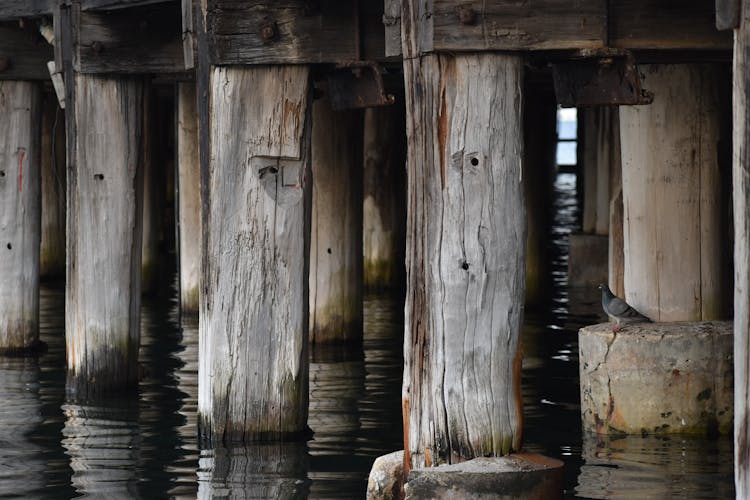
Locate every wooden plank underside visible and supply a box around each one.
[80,0,175,11]
[207,0,358,64]
[75,2,185,73]
[0,22,53,80]
[0,0,54,20]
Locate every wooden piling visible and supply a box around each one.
[362,103,407,291]
[0,81,42,352]
[40,92,66,279]
[402,52,526,469]
[620,64,723,322]
[309,95,363,343]
[141,84,159,294]
[199,65,311,442]
[733,4,750,494]
[176,81,200,315]
[66,74,145,395]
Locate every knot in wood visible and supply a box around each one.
[260,21,279,43]
[457,6,477,26]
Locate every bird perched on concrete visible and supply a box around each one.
[598,283,652,332]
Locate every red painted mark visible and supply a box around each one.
[18,149,25,193]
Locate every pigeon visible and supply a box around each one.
[598,283,652,332]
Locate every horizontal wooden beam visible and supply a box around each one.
[0,0,54,21]
[207,0,359,65]
[80,0,175,11]
[75,1,185,74]
[392,0,732,55]
[0,21,53,80]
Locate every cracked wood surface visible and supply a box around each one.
[402,50,526,470]
[199,65,311,443]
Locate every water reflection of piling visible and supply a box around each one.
[61,400,141,499]
[197,443,310,499]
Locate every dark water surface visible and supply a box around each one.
[1,173,733,498]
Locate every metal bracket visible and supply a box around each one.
[326,61,395,111]
[551,50,654,107]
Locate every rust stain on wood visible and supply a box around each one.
[17,149,25,193]
[437,85,447,190]
[402,396,411,478]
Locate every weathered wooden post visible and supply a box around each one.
[66,74,145,395]
[198,65,312,442]
[176,81,200,315]
[401,49,527,468]
[621,64,724,322]
[362,102,407,291]
[0,81,42,352]
[730,0,750,494]
[141,85,160,295]
[309,95,364,343]
[40,92,66,279]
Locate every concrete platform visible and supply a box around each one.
[367,451,563,499]
[579,321,732,436]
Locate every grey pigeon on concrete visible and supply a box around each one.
[598,283,651,331]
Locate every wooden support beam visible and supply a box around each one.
[206,0,359,65]
[620,64,724,322]
[176,81,200,314]
[716,0,741,30]
[363,101,407,291]
[74,1,185,74]
[0,0,54,20]
[199,65,312,443]
[40,91,66,279]
[80,0,174,10]
[734,2,750,494]
[0,81,42,352]
[402,49,525,469]
[309,95,364,343]
[141,84,160,294]
[0,21,54,81]
[66,74,145,396]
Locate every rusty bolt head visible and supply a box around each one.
[260,21,279,43]
[0,56,9,72]
[457,6,477,25]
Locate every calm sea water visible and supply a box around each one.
[0,173,733,498]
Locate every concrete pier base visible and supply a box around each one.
[579,321,732,436]
[367,451,563,500]
[568,233,608,286]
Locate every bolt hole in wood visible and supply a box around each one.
[258,165,278,179]
[327,248,332,254]
[470,157,479,166]
[461,261,469,270]
[94,174,104,180]
[6,243,11,250]
[0,170,4,177]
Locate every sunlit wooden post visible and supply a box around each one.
[66,74,145,395]
[0,81,42,352]
[176,81,200,315]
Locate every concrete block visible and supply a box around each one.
[404,454,563,499]
[367,450,403,500]
[568,233,608,286]
[579,321,732,436]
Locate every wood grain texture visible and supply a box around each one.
[206,0,358,65]
[432,0,606,51]
[309,95,363,343]
[199,65,311,443]
[363,102,407,290]
[402,52,525,470]
[734,4,750,494]
[716,0,740,30]
[0,0,53,20]
[80,0,174,11]
[0,22,54,81]
[383,0,402,57]
[177,81,200,314]
[67,74,145,396]
[620,64,724,322]
[0,81,41,351]
[75,2,185,74]
[40,92,66,279]
[141,84,159,294]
